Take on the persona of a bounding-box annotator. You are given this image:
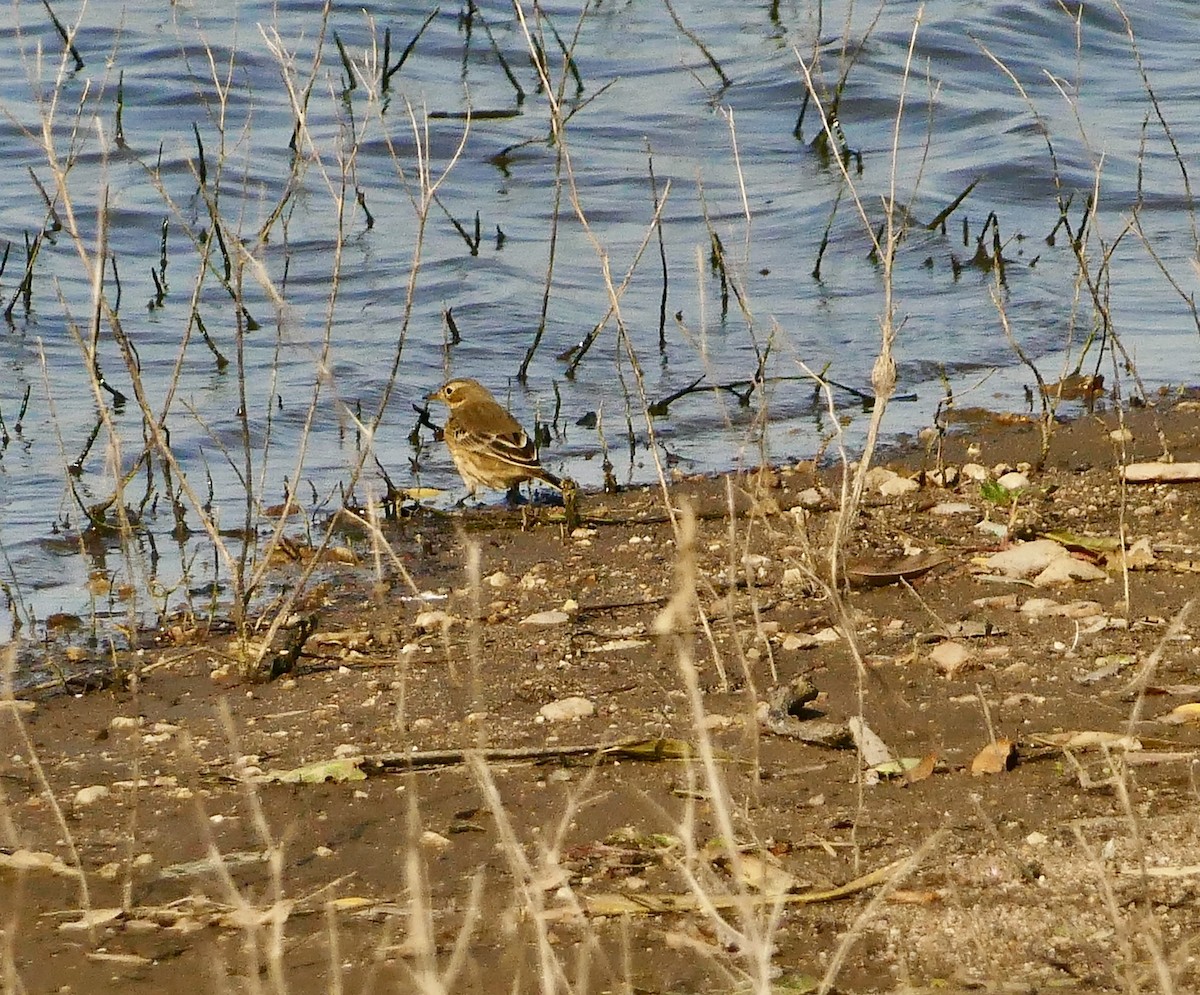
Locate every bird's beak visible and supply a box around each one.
[426,386,445,403]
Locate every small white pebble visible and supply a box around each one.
[73,785,110,807]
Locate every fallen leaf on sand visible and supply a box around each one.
[849,716,893,769]
[1160,702,1200,726]
[929,641,974,678]
[712,851,802,895]
[59,908,124,931]
[1032,731,1143,751]
[985,539,1066,579]
[971,739,1017,776]
[520,609,571,626]
[0,849,82,878]
[1040,530,1122,555]
[263,757,367,784]
[1041,373,1104,400]
[870,757,930,779]
[903,752,938,784]
[845,551,948,588]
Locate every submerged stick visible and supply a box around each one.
[647,372,914,416]
[468,0,525,102]
[355,187,375,230]
[41,0,83,71]
[149,267,165,309]
[15,384,29,427]
[647,149,669,350]
[157,217,169,289]
[539,7,584,95]
[443,306,461,345]
[383,8,438,90]
[193,312,229,370]
[333,32,356,90]
[28,168,62,232]
[191,123,207,187]
[812,182,844,280]
[661,0,730,88]
[114,70,125,146]
[109,255,122,315]
[519,132,567,381]
[709,230,729,318]
[924,176,979,231]
[433,195,481,255]
[4,232,42,321]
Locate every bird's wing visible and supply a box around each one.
[449,423,542,469]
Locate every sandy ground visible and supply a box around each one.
[4,399,1200,994]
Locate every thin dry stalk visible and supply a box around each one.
[792,7,923,583]
[655,503,782,991]
[1,645,91,918]
[989,278,1054,468]
[817,828,946,995]
[518,1,595,380]
[1121,599,1194,728]
[724,475,778,684]
[467,752,573,995]
[465,539,482,720]
[513,1,681,541]
[1070,750,1184,994]
[215,700,290,994]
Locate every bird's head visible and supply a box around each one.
[426,378,486,409]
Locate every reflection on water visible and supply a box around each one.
[1,1,1198,658]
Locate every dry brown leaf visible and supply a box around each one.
[308,630,372,650]
[713,852,801,895]
[848,716,893,769]
[1160,702,1200,726]
[326,896,376,911]
[1034,730,1142,751]
[903,752,938,784]
[0,849,81,878]
[845,551,948,589]
[1147,684,1200,697]
[59,908,124,931]
[1040,374,1104,400]
[87,952,153,966]
[970,738,1017,776]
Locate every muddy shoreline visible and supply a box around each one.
[4,401,1200,993]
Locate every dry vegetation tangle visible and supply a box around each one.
[6,403,1200,994]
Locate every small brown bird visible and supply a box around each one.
[426,378,561,501]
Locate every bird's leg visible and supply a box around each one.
[505,483,527,507]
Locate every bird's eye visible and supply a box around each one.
[444,384,455,396]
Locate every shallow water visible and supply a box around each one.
[1,1,1198,659]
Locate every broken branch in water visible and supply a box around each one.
[647,374,918,416]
